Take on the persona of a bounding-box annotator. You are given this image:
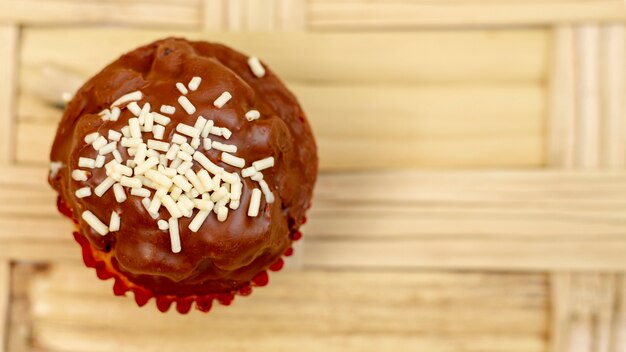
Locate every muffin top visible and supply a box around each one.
[49,38,317,295]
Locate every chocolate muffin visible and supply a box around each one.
[48,38,318,313]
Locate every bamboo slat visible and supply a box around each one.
[17,29,547,169]
[308,0,626,29]
[0,25,18,163]
[600,25,626,169]
[549,26,577,169]
[575,25,602,169]
[4,167,626,271]
[0,261,9,352]
[24,262,547,352]
[0,0,200,28]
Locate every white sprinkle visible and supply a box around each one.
[99,108,110,121]
[162,195,182,218]
[141,198,159,219]
[121,126,130,138]
[78,157,96,169]
[153,125,165,140]
[162,167,177,178]
[213,92,232,108]
[245,110,260,121]
[109,212,120,232]
[111,90,142,107]
[250,172,263,182]
[109,172,122,182]
[220,152,245,168]
[178,96,196,115]
[188,210,210,232]
[169,158,183,169]
[170,186,183,201]
[241,167,256,178]
[113,183,127,203]
[193,152,224,175]
[84,132,100,144]
[92,136,108,151]
[62,92,73,102]
[248,188,262,217]
[230,180,242,201]
[159,155,168,167]
[197,170,214,192]
[176,82,189,95]
[160,105,176,115]
[94,155,105,168]
[146,149,160,158]
[144,112,154,132]
[172,175,192,192]
[188,188,200,198]
[253,156,275,171]
[177,150,193,162]
[221,171,239,184]
[145,169,173,188]
[152,112,171,126]
[185,170,205,193]
[221,128,232,139]
[104,160,118,173]
[114,163,133,177]
[127,147,138,157]
[176,123,200,138]
[165,144,180,160]
[72,170,89,181]
[229,199,240,210]
[201,120,214,138]
[247,57,266,78]
[203,138,212,150]
[171,133,187,145]
[82,210,109,236]
[180,143,195,155]
[127,101,142,116]
[212,173,222,189]
[75,187,91,198]
[178,194,194,210]
[148,195,162,214]
[210,186,229,202]
[157,219,169,231]
[217,206,228,222]
[147,139,170,152]
[121,137,142,148]
[134,143,147,165]
[130,188,151,198]
[214,197,228,213]
[209,126,222,136]
[212,141,237,153]
[259,179,275,203]
[126,160,137,168]
[110,107,121,121]
[94,177,115,197]
[134,156,159,175]
[169,218,181,253]
[188,76,202,91]
[190,137,200,149]
[193,116,207,131]
[112,150,123,163]
[120,176,143,189]
[129,118,142,139]
[138,103,151,126]
[107,130,122,141]
[176,161,193,175]
[98,141,117,155]
[193,198,214,211]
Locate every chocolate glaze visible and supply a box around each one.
[48,38,317,296]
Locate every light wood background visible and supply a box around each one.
[1,0,626,351]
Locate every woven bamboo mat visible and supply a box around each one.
[1,1,626,351]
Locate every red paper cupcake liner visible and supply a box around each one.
[57,196,303,314]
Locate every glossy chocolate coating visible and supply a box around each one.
[49,38,317,296]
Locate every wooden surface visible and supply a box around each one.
[1,1,626,352]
